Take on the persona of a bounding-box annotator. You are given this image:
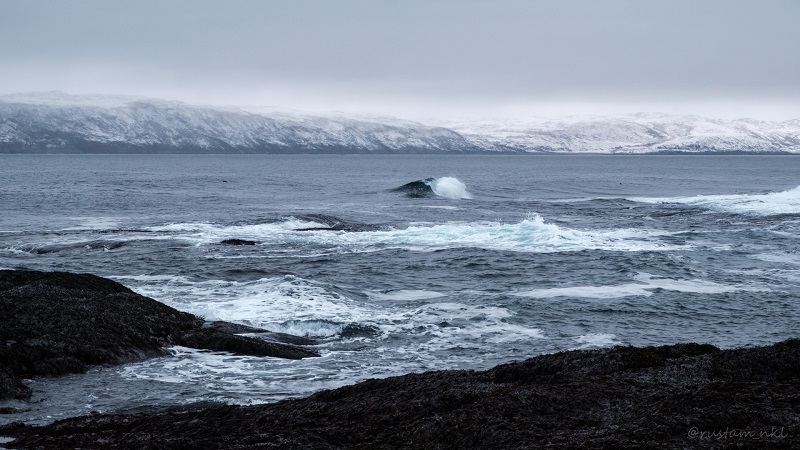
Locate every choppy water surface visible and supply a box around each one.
[1,154,799,425]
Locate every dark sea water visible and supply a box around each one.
[2,154,800,425]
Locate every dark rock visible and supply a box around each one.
[0,270,318,401]
[202,321,318,346]
[292,214,383,232]
[293,226,348,232]
[0,364,30,401]
[178,329,318,360]
[2,340,799,449]
[200,321,267,334]
[220,239,258,245]
[97,229,152,234]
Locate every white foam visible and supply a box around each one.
[574,333,618,349]
[117,346,364,403]
[516,284,655,299]
[274,320,347,338]
[393,302,545,345]
[120,274,544,354]
[146,218,328,244]
[115,344,453,407]
[343,214,685,254]
[127,276,374,332]
[113,274,193,283]
[140,214,685,254]
[752,252,800,265]
[631,186,800,216]
[99,275,549,409]
[367,290,447,301]
[420,205,459,210]
[514,272,767,299]
[429,177,473,200]
[0,248,31,257]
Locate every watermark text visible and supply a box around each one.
[687,426,787,441]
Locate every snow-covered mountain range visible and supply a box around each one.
[0,92,474,154]
[1,92,798,153]
[441,114,800,153]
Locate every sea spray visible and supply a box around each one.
[429,177,473,200]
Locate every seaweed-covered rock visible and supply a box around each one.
[2,340,799,449]
[0,270,318,401]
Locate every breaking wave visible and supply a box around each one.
[142,213,686,254]
[631,185,800,216]
[392,177,473,199]
[347,214,683,253]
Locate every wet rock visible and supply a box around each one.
[0,365,29,402]
[0,270,318,401]
[293,214,384,232]
[178,329,318,360]
[2,339,798,449]
[202,321,318,346]
[293,226,348,231]
[220,238,258,245]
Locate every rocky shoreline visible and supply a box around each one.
[1,270,799,448]
[0,270,318,402]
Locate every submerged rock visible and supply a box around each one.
[220,238,258,246]
[0,270,318,401]
[2,339,798,449]
[292,214,384,232]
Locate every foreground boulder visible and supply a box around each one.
[2,340,798,449]
[0,270,318,401]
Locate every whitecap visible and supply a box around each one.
[337,214,686,254]
[138,214,685,254]
[574,333,618,349]
[631,185,800,216]
[274,320,347,338]
[419,205,459,210]
[514,272,767,299]
[751,252,800,265]
[366,290,447,301]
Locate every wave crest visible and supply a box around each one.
[392,177,473,199]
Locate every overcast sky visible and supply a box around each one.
[1,0,799,120]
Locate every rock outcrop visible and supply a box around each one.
[2,339,798,449]
[0,270,318,401]
[220,239,258,245]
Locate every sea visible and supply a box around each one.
[1,154,799,425]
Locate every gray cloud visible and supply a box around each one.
[1,0,798,119]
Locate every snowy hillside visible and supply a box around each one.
[0,92,476,154]
[1,92,798,153]
[442,113,800,153]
